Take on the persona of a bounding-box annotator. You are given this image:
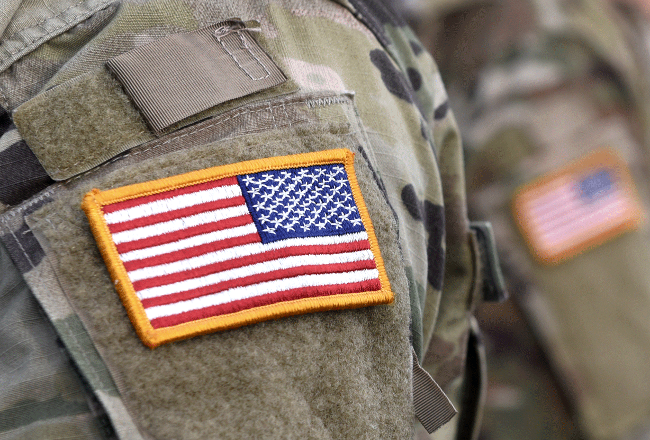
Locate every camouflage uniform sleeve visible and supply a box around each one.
[0,1,482,438]
[335,3,486,438]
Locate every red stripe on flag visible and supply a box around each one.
[149,279,382,329]
[114,214,254,253]
[131,240,373,291]
[102,177,239,213]
[140,258,378,308]
[122,233,262,271]
[107,196,247,233]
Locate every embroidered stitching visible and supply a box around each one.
[215,30,271,81]
[2,0,88,58]
[81,149,393,348]
[54,94,354,176]
[282,102,291,124]
[8,225,35,269]
[268,101,277,129]
[306,96,350,108]
[3,187,57,219]
[239,165,363,237]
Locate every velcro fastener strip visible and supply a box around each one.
[12,20,292,182]
[13,67,155,181]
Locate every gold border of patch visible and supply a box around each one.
[82,149,394,348]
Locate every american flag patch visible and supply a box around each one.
[513,149,643,264]
[82,149,393,348]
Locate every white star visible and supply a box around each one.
[295,187,309,198]
[278,188,293,200]
[338,211,351,221]
[242,175,257,185]
[323,192,335,204]
[266,199,282,211]
[284,181,297,191]
[263,226,276,234]
[349,218,362,226]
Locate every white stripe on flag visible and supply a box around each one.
[127,231,370,282]
[527,191,575,222]
[136,249,376,300]
[119,223,258,262]
[111,205,250,244]
[144,269,381,320]
[537,198,630,246]
[528,189,618,232]
[524,180,572,214]
[534,193,624,235]
[104,184,242,224]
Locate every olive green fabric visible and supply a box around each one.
[28,114,413,440]
[13,67,153,181]
[12,28,297,181]
[0,0,480,438]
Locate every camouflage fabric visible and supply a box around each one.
[0,1,483,438]
[404,0,650,439]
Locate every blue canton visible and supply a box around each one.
[238,164,366,243]
[578,169,615,202]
